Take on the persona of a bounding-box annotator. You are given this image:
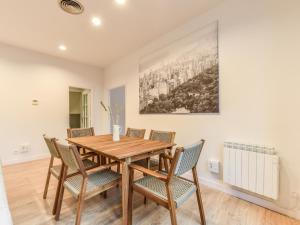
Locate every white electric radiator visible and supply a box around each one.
[223,142,279,200]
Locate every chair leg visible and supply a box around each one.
[158,155,163,171]
[76,146,82,155]
[192,168,206,225]
[117,162,120,173]
[52,163,65,215]
[43,157,54,199]
[103,191,107,199]
[101,156,107,165]
[128,168,134,225]
[97,154,101,166]
[163,155,170,173]
[55,165,67,221]
[166,183,177,225]
[55,184,65,221]
[75,178,87,225]
[116,162,120,188]
[101,156,107,198]
[144,158,150,204]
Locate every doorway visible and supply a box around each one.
[109,86,126,135]
[69,87,91,128]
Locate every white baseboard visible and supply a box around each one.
[2,153,50,166]
[199,176,300,220]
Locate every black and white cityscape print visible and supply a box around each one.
[139,22,219,114]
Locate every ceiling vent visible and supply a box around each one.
[59,0,84,15]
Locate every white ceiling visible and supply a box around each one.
[0,0,223,67]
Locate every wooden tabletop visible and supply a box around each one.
[67,134,174,160]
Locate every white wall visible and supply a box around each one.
[103,0,300,219]
[0,43,104,165]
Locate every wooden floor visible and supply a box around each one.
[3,158,300,225]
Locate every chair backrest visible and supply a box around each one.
[173,140,205,176]
[43,135,60,158]
[126,128,146,138]
[149,130,176,144]
[54,141,84,173]
[67,127,95,138]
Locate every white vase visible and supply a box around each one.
[113,125,121,141]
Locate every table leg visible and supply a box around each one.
[122,158,131,225]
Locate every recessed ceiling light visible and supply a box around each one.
[115,0,126,5]
[91,17,102,26]
[58,45,67,51]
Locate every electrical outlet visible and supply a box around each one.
[208,159,220,174]
[19,144,30,153]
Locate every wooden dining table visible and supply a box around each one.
[67,134,174,225]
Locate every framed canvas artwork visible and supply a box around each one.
[139,21,219,114]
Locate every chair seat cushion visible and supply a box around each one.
[134,173,196,208]
[64,169,121,198]
[50,159,97,178]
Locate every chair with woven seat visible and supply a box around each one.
[135,130,175,170]
[107,127,146,173]
[67,127,101,163]
[54,141,121,225]
[128,140,206,225]
[67,127,94,155]
[67,127,95,138]
[42,135,99,215]
[126,128,146,138]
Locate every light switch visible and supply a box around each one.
[32,100,39,106]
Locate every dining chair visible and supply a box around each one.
[54,141,121,225]
[42,135,99,215]
[126,128,146,138]
[67,127,94,154]
[135,130,176,170]
[107,127,146,174]
[134,130,175,204]
[67,127,100,163]
[67,127,95,138]
[128,140,206,225]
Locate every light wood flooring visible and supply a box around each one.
[2,158,300,225]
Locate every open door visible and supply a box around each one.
[69,87,91,128]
